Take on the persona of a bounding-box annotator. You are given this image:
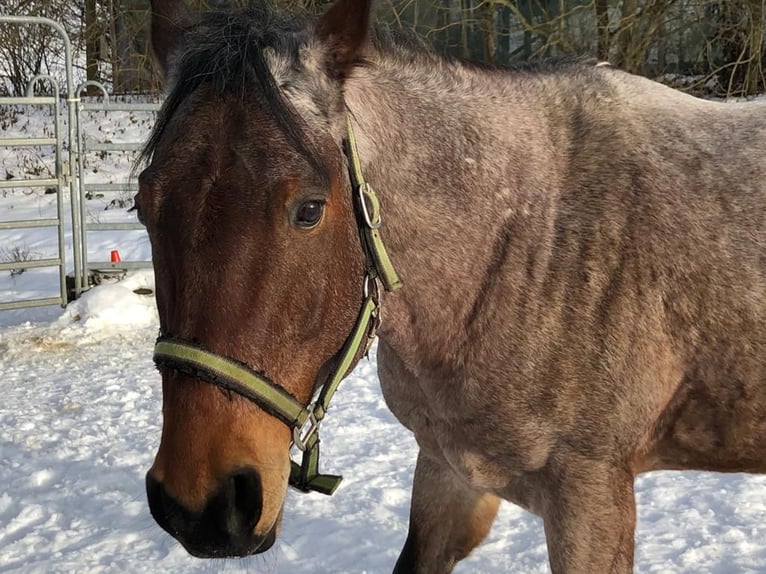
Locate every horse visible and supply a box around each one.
[137,0,766,571]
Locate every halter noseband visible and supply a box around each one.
[153,116,401,495]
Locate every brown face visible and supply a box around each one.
[138,89,364,557]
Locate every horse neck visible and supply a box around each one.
[344,58,567,365]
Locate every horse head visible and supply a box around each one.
[140,0,378,557]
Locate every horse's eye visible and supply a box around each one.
[129,195,145,226]
[293,200,324,228]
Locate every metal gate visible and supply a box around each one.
[0,16,78,311]
[73,81,159,290]
[0,15,157,310]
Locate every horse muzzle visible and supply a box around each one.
[146,469,279,557]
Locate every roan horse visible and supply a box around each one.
[137,0,766,571]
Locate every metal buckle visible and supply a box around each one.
[292,411,319,452]
[362,275,382,357]
[363,274,381,303]
[358,183,382,230]
[362,313,379,358]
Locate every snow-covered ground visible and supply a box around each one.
[1,99,766,573]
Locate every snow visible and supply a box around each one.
[2,100,766,574]
[57,270,157,336]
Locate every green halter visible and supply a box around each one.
[153,116,401,495]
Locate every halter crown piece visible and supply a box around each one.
[153,116,402,495]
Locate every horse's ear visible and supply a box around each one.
[150,0,189,80]
[316,0,373,79]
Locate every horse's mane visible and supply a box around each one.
[139,4,321,170]
[139,2,596,170]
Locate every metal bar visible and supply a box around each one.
[0,218,59,229]
[85,222,145,231]
[0,97,56,105]
[68,58,84,298]
[0,258,61,271]
[0,137,57,146]
[87,260,153,270]
[79,103,161,112]
[0,297,64,311]
[26,74,58,97]
[84,183,132,192]
[53,92,67,308]
[0,178,59,189]
[82,141,146,152]
[74,80,109,101]
[74,95,86,296]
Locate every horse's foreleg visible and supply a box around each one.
[393,450,500,574]
[543,461,636,574]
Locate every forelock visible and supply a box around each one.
[139,5,335,172]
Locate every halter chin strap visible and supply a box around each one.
[153,115,401,495]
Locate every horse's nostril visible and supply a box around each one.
[232,469,262,530]
[217,468,263,537]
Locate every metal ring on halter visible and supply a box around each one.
[358,183,382,230]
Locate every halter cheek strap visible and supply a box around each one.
[152,116,401,495]
[346,115,402,292]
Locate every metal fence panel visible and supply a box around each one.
[0,77,68,311]
[73,81,159,276]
